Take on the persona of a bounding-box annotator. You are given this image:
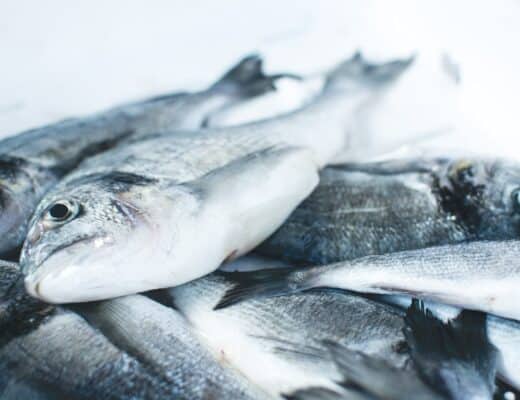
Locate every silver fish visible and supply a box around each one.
[0,55,280,257]
[21,52,413,303]
[168,269,413,397]
[379,295,520,391]
[258,158,520,264]
[216,240,520,321]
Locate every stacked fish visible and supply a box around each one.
[0,53,518,400]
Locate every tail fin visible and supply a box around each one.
[213,54,301,97]
[404,299,498,399]
[213,267,311,310]
[284,341,441,400]
[325,51,414,91]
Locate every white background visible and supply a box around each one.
[1,0,519,159]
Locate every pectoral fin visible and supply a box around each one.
[191,146,319,260]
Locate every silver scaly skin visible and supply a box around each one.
[20,53,414,303]
[74,295,270,400]
[0,263,268,400]
[259,158,520,264]
[216,240,520,321]
[0,55,280,257]
[168,270,413,398]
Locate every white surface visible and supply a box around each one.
[1,0,519,158]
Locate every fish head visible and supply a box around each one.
[0,156,55,256]
[442,158,520,239]
[20,171,175,303]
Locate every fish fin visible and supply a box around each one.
[213,54,301,97]
[325,51,414,91]
[192,146,318,268]
[213,267,309,310]
[323,340,438,400]
[404,299,498,398]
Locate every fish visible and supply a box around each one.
[74,295,269,400]
[403,300,497,400]
[0,54,283,258]
[166,266,413,397]
[378,295,520,391]
[21,52,414,303]
[216,240,520,321]
[258,157,520,264]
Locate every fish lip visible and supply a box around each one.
[23,234,105,301]
[25,234,101,272]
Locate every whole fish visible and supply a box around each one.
[168,268,414,397]
[21,52,413,303]
[216,240,520,321]
[258,158,520,264]
[378,295,520,390]
[0,55,281,258]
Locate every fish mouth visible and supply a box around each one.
[23,235,106,303]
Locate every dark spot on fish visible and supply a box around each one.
[432,162,485,236]
[0,155,29,183]
[392,340,409,354]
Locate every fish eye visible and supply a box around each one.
[511,189,520,212]
[45,200,80,223]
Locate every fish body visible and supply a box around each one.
[259,158,520,264]
[0,263,266,399]
[21,53,413,303]
[0,55,280,257]
[168,270,411,397]
[217,240,520,321]
[0,310,188,400]
[75,295,268,400]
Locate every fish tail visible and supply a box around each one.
[213,267,312,310]
[213,54,301,97]
[403,299,498,398]
[285,340,432,400]
[325,51,415,91]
